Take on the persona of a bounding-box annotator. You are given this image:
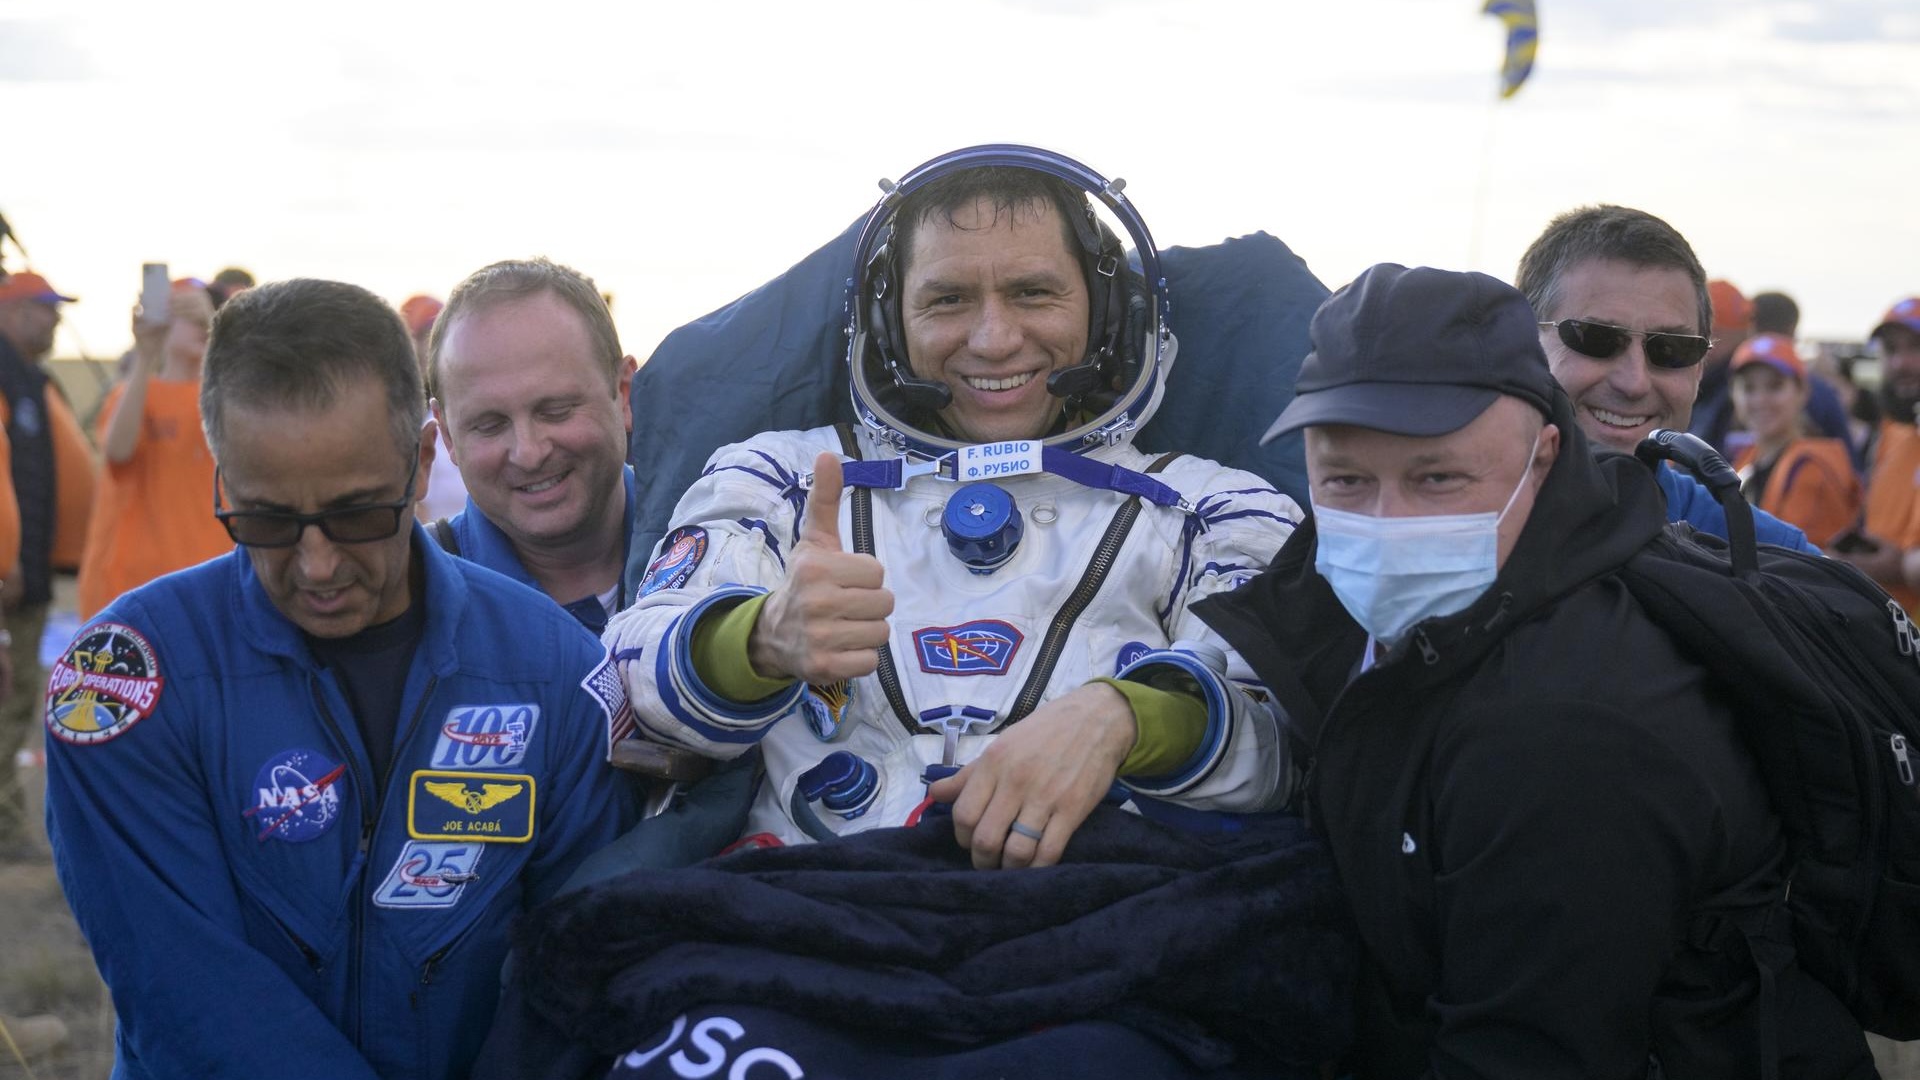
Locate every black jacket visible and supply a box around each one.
[1199,390,1872,1080]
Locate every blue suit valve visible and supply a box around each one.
[941,483,1023,574]
[796,751,881,819]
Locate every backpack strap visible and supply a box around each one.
[430,517,461,557]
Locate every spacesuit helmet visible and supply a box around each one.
[846,145,1172,458]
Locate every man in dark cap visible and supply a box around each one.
[1197,264,1871,1078]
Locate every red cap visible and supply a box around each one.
[400,295,443,337]
[1873,297,1920,342]
[1731,332,1804,381]
[1708,280,1748,333]
[0,271,77,304]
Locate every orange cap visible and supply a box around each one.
[1731,332,1804,381]
[1708,279,1748,333]
[400,294,443,337]
[0,270,77,304]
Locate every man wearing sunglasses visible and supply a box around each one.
[41,279,638,1080]
[1515,205,1819,553]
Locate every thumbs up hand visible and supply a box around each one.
[747,452,894,684]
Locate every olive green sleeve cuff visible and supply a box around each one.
[689,592,796,703]
[1092,675,1208,779]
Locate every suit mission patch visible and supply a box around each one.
[913,620,1024,676]
[45,624,165,745]
[638,526,708,597]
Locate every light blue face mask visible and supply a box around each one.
[1312,432,1540,647]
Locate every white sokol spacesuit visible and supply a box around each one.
[604,146,1302,845]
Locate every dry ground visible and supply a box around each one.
[0,849,114,1080]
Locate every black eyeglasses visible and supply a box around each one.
[214,449,419,548]
[1539,318,1713,370]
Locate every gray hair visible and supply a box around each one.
[202,278,424,463]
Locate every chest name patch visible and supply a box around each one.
[429,703,541,771]
[913,620,1025,677]
[45,624,165,745]
[408,770,535,843]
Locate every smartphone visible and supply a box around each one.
[140,262,170,326]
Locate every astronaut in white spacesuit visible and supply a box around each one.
[606,145,1301,868]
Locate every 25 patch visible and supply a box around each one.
[373,841,484,909]
[45,624,165,745]
[428,704,540,771]
[638,526,708,597]
[246,748,348,843]
[913,620,1025,677]
[408,770,535,843]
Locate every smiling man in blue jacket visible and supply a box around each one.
[426,258,639,634]
[1517,204,1819,553]
[43,278,638,1080]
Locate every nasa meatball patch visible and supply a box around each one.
[638,526,708,597]
[45,624,166,745]
[246,748,349,843]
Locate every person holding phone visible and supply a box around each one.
[75,273,233,619]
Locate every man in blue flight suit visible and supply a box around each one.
[426,258,639,633]
[1516,204,1820,552]
[43,278,638,1080]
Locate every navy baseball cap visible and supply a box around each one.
[1262,263,1556,443]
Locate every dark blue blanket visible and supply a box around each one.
[485,808,1354,1080]
[624,224,1327,584]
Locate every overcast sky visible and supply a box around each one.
[3,0,1916,364]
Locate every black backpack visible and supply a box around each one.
[1628,431,1920,1039]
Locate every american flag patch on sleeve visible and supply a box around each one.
[581,650,636,760]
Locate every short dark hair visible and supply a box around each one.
[893,167,1089,279]
[1515,205,1712,336]
[202,278,424,463]
[427,257,623,399]
[1750,291,1799,337]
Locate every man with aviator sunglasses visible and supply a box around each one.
[1516,205,1819,553]
[42,279,638,1079]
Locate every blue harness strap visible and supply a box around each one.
[838,449,1189,511]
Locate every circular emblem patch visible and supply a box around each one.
[247,748,347,843]
[45,623,165,745]
[638,526,709,597]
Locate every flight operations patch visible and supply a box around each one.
[408,770,535,843]
[913,620,1025,676]
[45,624,165,745]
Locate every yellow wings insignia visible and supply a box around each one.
[425,780,525,814]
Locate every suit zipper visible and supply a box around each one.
[1010,495,1143,721]
[851,484,917,730]
[311,672,441,1046]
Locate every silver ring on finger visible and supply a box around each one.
[1008,821,1044,842]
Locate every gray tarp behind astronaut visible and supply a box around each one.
[623,219,1329,589]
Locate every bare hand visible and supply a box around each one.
[746,452,893,683]
[927,682,1138,870]
[128,303,167,371]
